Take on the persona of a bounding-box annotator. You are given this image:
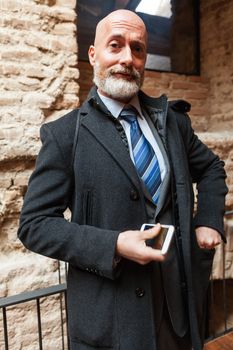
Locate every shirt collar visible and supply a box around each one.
[97,91,143,119]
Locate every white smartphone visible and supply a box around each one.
[140,223,175,255]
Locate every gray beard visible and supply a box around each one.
[93,65,143,101]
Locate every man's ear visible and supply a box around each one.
[88,45,96,66]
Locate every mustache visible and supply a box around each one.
[108,66,141,80]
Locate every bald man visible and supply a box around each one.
[18,9,227,350]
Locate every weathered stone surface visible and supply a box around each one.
[0,13,78,348]
[198,132,233,209]
[201,0,233,131]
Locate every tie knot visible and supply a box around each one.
[120,107,138,124]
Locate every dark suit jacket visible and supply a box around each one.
[18,87,227,350]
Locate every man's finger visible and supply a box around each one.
[141,224,161,240]
[143,245,165,262]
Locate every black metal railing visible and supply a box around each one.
[206,210,233,340]
[0,284,69,350]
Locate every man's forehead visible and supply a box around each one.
[95,16,147,45]
[106,14,146,32]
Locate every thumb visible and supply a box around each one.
[141,224,161,240]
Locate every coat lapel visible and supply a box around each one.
[80,102,143,192]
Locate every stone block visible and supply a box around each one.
[48,6,76,22]
[65,53,78,67]
[56,0,76,8]
[18,76,41,90]
[25,31,77,53]
[49,36,77,53]
[0,91,23,106]
[24,63,56,79]
[0,62,21,75]
[65,81,80,94]
[0,106,44,125]
[1,45,41,62]
[22,92,55,108]
[54,93,79,109]
[0,28,12,44]
[52,22,76,35]
[63,66,80,80]
[0,124,24,141]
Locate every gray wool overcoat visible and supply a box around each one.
[18,87,228,350]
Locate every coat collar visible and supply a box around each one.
[83,86,168,131]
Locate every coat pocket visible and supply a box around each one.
[68,267,115,348]
[192,242,215,328]
[70,339,113,350]
[82,189,93,225]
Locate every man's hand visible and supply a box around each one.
[195,226,221,249]
[116,224,165,265]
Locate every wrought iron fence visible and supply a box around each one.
[0,284,69,350]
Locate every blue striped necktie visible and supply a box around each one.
[121,107,161,204]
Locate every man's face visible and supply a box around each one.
[88,11,147,103]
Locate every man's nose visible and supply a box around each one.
[119,46,133,66]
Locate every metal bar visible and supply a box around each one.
[58,260,62,284]
[57,259,66,349]
[0,284,67,309]
[36,298,43,350]
[210,276,215,337]
[59,292,65,350]
[225,210,233,216]
[2,307,9,350]
[205,326,233,343]
[64,290,70,350]
[222,243,228,332]
[65,262,68,282]
[222,209,232,333]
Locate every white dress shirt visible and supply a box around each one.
[97,91,167,182]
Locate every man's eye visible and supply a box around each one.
[133,46,143,53]
[110,42,119,48]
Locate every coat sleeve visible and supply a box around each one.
[178,114,228,237]
[18,122,121,280]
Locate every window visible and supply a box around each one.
[76,0,199,74]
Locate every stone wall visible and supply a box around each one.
[0,0,233,348]
[200,0,233,132]
[0,0,77,348]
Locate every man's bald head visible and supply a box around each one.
[94,10,148,48]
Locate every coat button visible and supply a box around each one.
[135,287,145,297]
[130,189,139,201]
